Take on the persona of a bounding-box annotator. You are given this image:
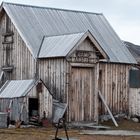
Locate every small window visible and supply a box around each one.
[129,69,140,88]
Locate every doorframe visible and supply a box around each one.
[68,62,98,122]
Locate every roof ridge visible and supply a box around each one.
[2,2,103,15]
[44,32,86,38]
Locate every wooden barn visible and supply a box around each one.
[0,2,137,123]
[0,79,52,124]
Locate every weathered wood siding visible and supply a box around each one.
[27,82,53,119]
[99,63,131,115]
[38,58,69,102]
[38,59,98,122]
[129,88,140,116]
[0,13,36,81]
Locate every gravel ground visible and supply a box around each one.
[80,130,140,136]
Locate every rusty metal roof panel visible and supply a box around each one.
[39,32,85,58]
[2,2,137,64]
[0,80,35,98]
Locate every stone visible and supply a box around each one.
[132,118,139,123]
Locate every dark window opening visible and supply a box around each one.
[129,69,140,88]
[29,98,39,117]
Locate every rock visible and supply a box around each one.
[100,115,111,122]
[8,124,15,128]
[114,113,127,121]
[126,115,131,120]
[132,118,139,123]
[115,113,125,118]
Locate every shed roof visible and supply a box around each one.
[0,79,35,98]
[0,2,137,64]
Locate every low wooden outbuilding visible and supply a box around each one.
[0,79,52,124]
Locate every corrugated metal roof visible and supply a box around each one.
[39,32,85,58]
[0,79,35,98]
[1,2,137,64]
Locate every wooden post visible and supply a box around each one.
[95,63,99,123]
[98,90,118,127]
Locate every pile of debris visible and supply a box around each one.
[100,113,140,124]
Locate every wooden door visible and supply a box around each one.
[70,67,94,122]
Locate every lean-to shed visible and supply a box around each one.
[0,79,52,124]
[0,2,137,123]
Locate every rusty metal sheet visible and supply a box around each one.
[52,100,67,123]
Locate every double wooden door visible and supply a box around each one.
[69,67,94,122]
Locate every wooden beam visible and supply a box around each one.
[98,90,118,127]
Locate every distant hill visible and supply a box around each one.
[124,41,140,63]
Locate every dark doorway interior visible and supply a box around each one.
[29,98,39,117]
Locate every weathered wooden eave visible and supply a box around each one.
[66,31,109,61]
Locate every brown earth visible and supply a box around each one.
[101,119,140,131]
[0,119,140,140]
[81,135,140,140]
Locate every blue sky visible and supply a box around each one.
[1,0,140,45]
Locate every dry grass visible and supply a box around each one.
[1,120,140,140]
[0,127,80,140]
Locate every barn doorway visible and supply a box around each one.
[29,98,39,118]
[70,67,94,122]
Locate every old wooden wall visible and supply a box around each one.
[0,13,36,81]
[99,63,131,115]
[129,88,140,116]
[38,58,69,102]
[27,82,53,119]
